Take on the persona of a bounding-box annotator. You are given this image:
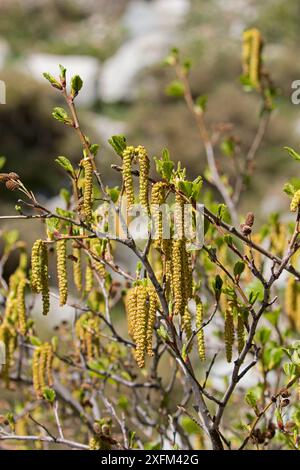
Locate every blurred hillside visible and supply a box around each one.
[0,0,299,217]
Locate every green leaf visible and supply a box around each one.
[71,75,83,98]
[157,325,169,341]
[165,80,185,98]
[107,186,120,203]
[55,156,74,175]
[154,148,175,182]
[43,72,62,90]
[29,336,42,347]
[108,135,127,156]
[90,144,100,156]
[284,146,300,162]
[59,64,66,80]
[283,362,297,378]
[52,107,72,125]
[117,395,129,411]
[256,327,271,345]
[245,390,258,409]
[220,138,235,157]
[195,95,207,112]
[43,388,56,403]
[177,180,193,198]
[0,156,6,170]
[283,183,296,197]
[181,416,200,435]
[234,261,245,278]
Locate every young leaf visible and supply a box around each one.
[165,80,185,98]
[52,107,72,125]
[55,156,74,176]
[108,135,127,156]
[43,388,56,403]
[71,75,83,98]
[43,72,62,90]
[234,261,245,278]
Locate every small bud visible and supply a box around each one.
[245,212,255,227]
[240,223,252,236]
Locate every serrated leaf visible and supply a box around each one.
[55,156,74,175]
[108,135,127,156]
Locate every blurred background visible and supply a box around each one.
[0,0,300,228]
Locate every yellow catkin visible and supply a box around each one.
[146,285,157,357]
[225,305,235,363]
[85,260,94,292]
[45,343,54,387]
[82,158,93,220]
[151,181,166,248]
[126,287,138,340]
[32,347,42,397]
[31,239,43,293]
[38,345,47,392]
[182,307,193,339]
[134,285,148,368]
[17,278,27,335]
[122,146,135,211]
[242,28,262,89]
[0,322,16,387]
[237,313,245,354]
[56,239,68,306]
[75,313,100,361]
[290,190,300,212]
[196,298,206,361]
[174,192,185,240]
[183,244,193,302]
[5,272,20,322]
[90,239,106,280]
[73,245,82,292]
[40,242,50,316]
[172,239,184,316]
[137,145,150,213]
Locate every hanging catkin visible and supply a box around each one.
[17,278,27,335]
[225,305,235,363]
[172,239,184,316]
[134,285,148,368]
[196,298,206,361]
[242,28,262,89]
[146,285,157,357]
[72,244,82,292]
[237,312,245,354]
[0,322,16,387]
[122,146,135,211]
[85,259,94,292]
[151,181,166,249]
[137,145,150,213]
[82,158,93,221]
[32,343,54,398]
[40,242,50,316]
[182,307,192,339]
[56,239,68,306]
[290,190,300,212]
[126,287,138,340]
[31,239,44,293]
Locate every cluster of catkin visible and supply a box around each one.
[125,283,157,368]
[32,343,54,398]
[75,312,101,362]
[4,253,28,335]
[122,145,150,213]
[285,276,300,331]
[0,322,17,386]
[31,238,69,311]
[242,28,263,89]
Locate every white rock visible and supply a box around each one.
[25,53,100,106]
[99,0,190,103]
[99,32,171,103]
[124,0,190,37]
[91,114,127,145]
